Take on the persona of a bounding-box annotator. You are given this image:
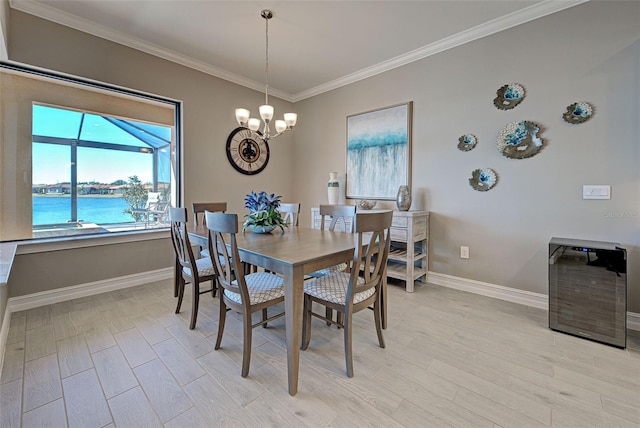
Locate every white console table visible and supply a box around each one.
[311,208,429,292]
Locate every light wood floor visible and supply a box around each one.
[1,279,639,428]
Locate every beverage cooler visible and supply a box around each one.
[548,237,627,348]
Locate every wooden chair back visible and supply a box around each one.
[169,207,197,274]
[192,202,227,225]
[349,211,393,298]
[279,203,300,227]
[204,212,249,302]
[319,204,356,233]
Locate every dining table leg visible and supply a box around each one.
[284,264,304,396]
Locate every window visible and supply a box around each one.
[0,63,181,241]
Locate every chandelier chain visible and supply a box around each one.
[264,13,269,106]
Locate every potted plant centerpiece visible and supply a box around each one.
[243,191,288,233]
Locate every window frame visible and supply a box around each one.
[0,61,182,245]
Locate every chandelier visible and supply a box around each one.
[235,10,297,142]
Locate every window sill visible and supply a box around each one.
[14,228,171,255]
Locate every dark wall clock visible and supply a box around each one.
[225,127,270,175]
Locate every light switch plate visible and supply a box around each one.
[583,185,611,200]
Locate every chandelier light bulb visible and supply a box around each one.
[275,120,287,133]
[284,113,297,128]
[259,105,274,122]
[248,118,261,131]
[235,108,250,127]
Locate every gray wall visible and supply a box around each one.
[4,2,640,314]
[10,239,172,296]
[293,1,639,310]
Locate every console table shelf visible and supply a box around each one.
[311,208,429,292]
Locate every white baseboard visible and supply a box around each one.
[428,271,640,331]
[7,267,173,313]
[628,312,640,332]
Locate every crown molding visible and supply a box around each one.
[292,0,589,102]
[11,0,588,103]
[9,0,294,102]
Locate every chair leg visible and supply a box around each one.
[344,307,354,378]
[381,275,387,329]
[211,278,217,297]
[215,297,226,350]
[261,308,268,328]
[189,282,200,330]
[174,276,185,314]
[373,298,385,349]
[173,260,180,298]
[301,295,312,350]
[325,307,333,326]
[241,310,253,377]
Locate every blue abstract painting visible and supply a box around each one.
[346,103,412,199]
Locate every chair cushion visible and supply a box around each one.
[304,272,372,305]
[200,248,210,258]
[226,272,285,305]
[307,262,348,278]
[183,256,215,278]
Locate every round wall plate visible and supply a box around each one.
[563,102,594,124]
[458,134,477,151]
[493,83,526,110]
[469,168,497,191]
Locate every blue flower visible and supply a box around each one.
[243,191,287,232]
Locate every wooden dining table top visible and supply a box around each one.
[189,225,358,274]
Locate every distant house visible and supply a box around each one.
[45,184,70,194]
[110,185,125,195]
[32,184,47,194]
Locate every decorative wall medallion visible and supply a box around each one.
[497,120,544,159]
[563,102,594,124]
[457,134,477,151]
[493,83,526,110]
[469,168,497,191]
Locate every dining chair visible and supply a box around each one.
[192,202,227,226]
[205,211,285,378]
[308,204,356,278]
[192,202,227,257]
[301,210,392,378]
[169,207,217,330]
[309,204,357,324]
[278,203,300,227]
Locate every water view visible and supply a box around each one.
[33,196,134,225]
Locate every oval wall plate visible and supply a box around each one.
[496,120,544,159]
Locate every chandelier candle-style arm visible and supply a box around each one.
[234,9,297,142]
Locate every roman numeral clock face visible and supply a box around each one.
[225,127,270,175]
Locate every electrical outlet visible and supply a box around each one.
[460,246,469,259]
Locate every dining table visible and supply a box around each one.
[189,224,358,396]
